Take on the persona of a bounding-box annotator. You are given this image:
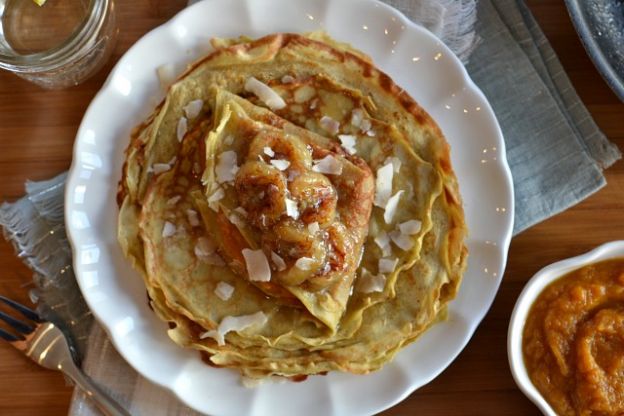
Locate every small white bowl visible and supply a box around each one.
[508,240,624,415]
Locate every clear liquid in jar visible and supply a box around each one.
[1,0,90,55]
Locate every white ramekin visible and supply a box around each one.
[507,240,624,415]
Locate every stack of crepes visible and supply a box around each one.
[117,32,468,380]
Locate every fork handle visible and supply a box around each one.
[61,359,132,416]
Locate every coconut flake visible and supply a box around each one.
[338,134,357,155]
[379,257,399,274]
[156,63,176,89]
[151,163,171,175]
[162,221,176,238]
[374,162,394,207]
[358,268,386,293]
[270,159,290,171]
[234,207,248,217]
[374,231,392,257]
[183,99,203,120]
[271,251,287,271]
[366,129,376,137]
[351,108,364,127]
[281,75,295,84]
[186,209,200,227]
[385,156,402,173]
[216,151,239,183]
[319,116,340,135]
[399,219,422,235]
[194,237,215,256]
[195,238,225,265]
[360,118,372,133]
[166,195,182,206]
[384,190,404,224]
[177,117,188,142]
[285,197,299,219]
[207,187,225,211]
[199,311,268,346]
[312,155,342,175]
[228,212,245,228]
[214,282,235,301]
[263,146,275,157]
[242,249,271,282]
[390,229,414,251]
[309,98,319,110]
[244,77,286,110]
[308,222,320,234]
[295,257,315,271]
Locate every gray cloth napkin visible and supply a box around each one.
[467,0,620,233]
[0,173,91,357]
[0,0,620,415]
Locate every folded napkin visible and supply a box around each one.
[467,0,620,233]
[0,0,620,415]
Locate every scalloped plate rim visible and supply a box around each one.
[65,0,514,415]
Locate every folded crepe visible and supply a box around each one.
[117,32,468,379]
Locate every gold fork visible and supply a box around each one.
[0,295,130,416]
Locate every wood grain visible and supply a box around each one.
[0,1,621,415]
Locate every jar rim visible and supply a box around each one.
[0,0,109,72]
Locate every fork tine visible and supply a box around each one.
[0,295,42,322]
[0,310,34,334]
[0,326,23,342]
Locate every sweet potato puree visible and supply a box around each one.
[523,258,624,416]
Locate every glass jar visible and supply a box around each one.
[0,0,118,89]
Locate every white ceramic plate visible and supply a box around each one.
[508,241,624,416]
[65,0,514,414]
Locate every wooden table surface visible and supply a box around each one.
[0,1,622,415]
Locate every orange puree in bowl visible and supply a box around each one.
[523,259,624,416]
